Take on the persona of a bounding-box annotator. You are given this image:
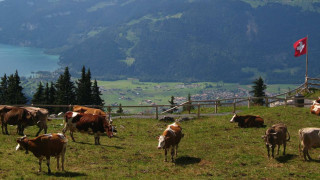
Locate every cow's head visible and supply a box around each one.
[230,113,238,123]
[16,135,29,154]
[104,121,113,138]
[157,135,166,149]
[262,131,278,147]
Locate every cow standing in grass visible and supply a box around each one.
[62,111,113,145]
[298,127,320,161]
[230,113,264,128]
[16,133,68,174]
[157,122,184,162]
[262,123,290,158]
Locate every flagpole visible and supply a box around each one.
[305,35,309,90]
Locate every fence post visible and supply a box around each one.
[265,97,269,107]
[284,95,287,107]
[215,101,218,113]
[197,104,200,118]
[233,99,236,113]
[155,106,159,120]
[248,97,251,109]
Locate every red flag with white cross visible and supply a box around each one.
[293,37,307,57]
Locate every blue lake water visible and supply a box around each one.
[0,44,60,77]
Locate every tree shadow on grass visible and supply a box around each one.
[74,141,124,149]
[275,154,298,163]
[175,156,201,165]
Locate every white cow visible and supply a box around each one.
[299,127,320,160]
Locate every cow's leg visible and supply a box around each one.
[46,157,51,174]
[4,123,9,135]
[70,131,75,142]
[283,142,286,155]
[171,146,175,162]
[271,146,275,158]
[94,133,99,145]
[303,148,310,160]
[164,149,168,162]
[38,157,44,172]
[36,127,42,137]
[44,124,47,134]
[277,145,280,155]
[266,145,270,158]
[61,146,66,171]
[56,156,60,170]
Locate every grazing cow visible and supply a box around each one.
[62,111,113,145]
[298,127,320,161]
[262,123,290,158]
[157,122,184,162]
[0,106,33,135]
[16,133,68,174]
[230,113,264,128]
[73,105,107,117]
[21,107,48,136]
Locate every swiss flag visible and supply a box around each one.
[293,37,307,57]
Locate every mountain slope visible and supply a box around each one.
[0,0,319,83]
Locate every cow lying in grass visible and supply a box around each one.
[262,123,290,158]
[16,133,68,174]
[157,122,184,162]
[230,113,264,128]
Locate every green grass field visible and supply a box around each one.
[1,106,320,179]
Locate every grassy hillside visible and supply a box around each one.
[1,106,320,179]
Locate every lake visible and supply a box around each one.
[0,44,60,77]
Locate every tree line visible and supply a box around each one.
[0,66,104,113]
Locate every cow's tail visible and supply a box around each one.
[286,130,290,141]
[62,114,68,135]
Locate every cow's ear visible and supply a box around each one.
[261,135,266,139]
[156,136,159,139]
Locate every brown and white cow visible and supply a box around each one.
[298,127,320,161]
[157,122,184,162]
[16,133,68,174]
[21,107,48,136]
[0,106,33,135]
[262,123,290,158]
[62,111,113,145]
[73,105,107,117]
[230,113,264,128]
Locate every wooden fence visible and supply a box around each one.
[8,78,320,120]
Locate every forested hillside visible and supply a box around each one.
[0,0,319,83]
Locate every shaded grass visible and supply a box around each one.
[1,106,320,179]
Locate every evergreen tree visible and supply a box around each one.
[91,79,104,106]
[32,82,44,104]
[76,66,92,105]
[116,103,124,114]
[0,74,8,104]
[168,96,178,113]
[55,67,76,111]
[44,82,50,104]
[6,71,27,104]
[250,76,267,106]
[183,93,194,113]
[49,82,56,104]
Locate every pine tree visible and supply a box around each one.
[55,67,76,111]
[116,103,124,114]
[6,71,27,105]
[168,96,177,113]
[76,66,92,105]
[183,93,194,113]
[250,76,267,106]
[32,82,44,104]
[44,82,50,104]
[91,79,104,107]
[49,82,56,105]
[0,74,8,104]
